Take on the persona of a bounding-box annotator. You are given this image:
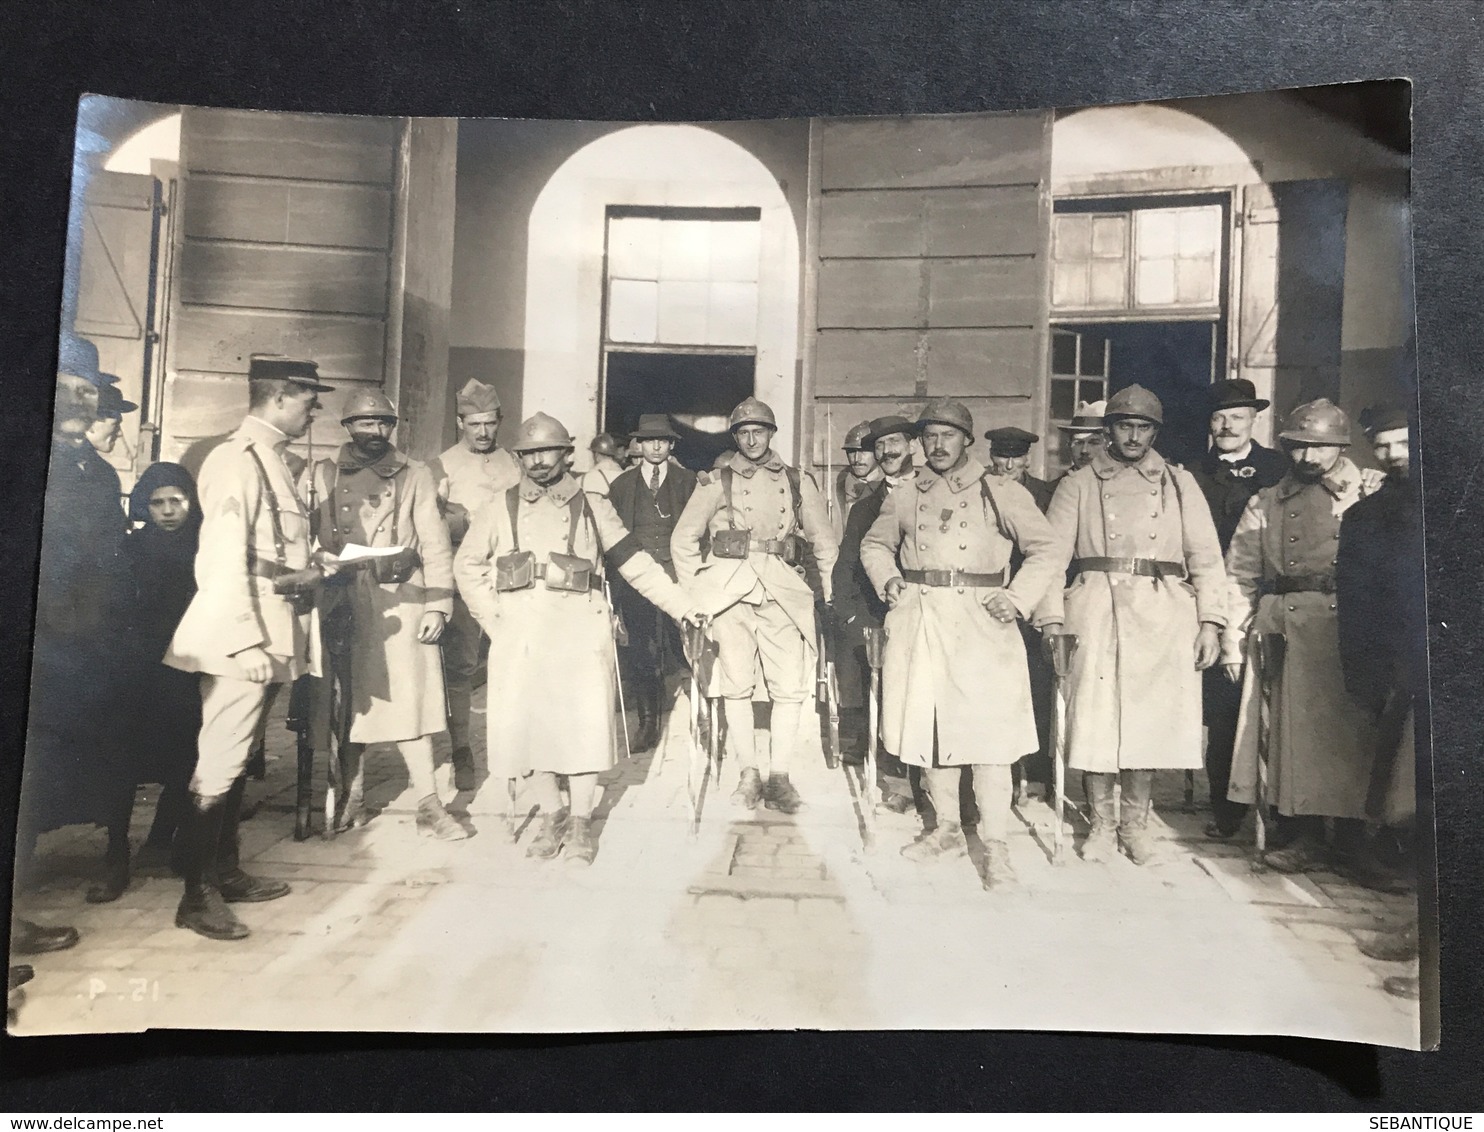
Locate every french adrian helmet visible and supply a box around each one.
[914,399,975,438]
[1103,384,1164,425]
[510,412,576,453]
[842,420,873,452]
[1279,398,1351,446]
[339,388,399,424]
[728,397,778,431]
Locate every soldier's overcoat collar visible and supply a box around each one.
[915,456,987,494]
[520,470,580,503]
[239,413,293,454]
[335,442,408,478]
[722,448,786,478]
[1276,455,1358,501]
[1091,446,1168,482]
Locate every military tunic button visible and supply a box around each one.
[1330,603,1337,611]
[1288,605,1297,612]
[960,521,967,528]
[1149,533,1157,539]
[959,501,967,508]
[960,544,967,550]
[1288,535,1297,542]
[919,524,926,530]
[919,544,927,551]
[1290,512,1298,518]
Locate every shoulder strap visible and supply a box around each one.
[721,466,737,529]
[979,474,1009,539]
[566,490,594,556]
[245,445,288,569]
[785,466,803,529]
[1164,463,1187,515]
[505,485,522,553]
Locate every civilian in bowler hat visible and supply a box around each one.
[1188,378,1288,838]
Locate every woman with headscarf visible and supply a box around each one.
[91,462,204,899]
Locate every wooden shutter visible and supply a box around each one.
[75,169,161,482]
[1236,179,1349,435]
[164,108,402,465]
[805,112,1054,473]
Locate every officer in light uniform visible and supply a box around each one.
[1223,399,1378,874]
[1037,384,1227,866]
[861,401,1060,887]
[164,355,335,940]
[453,414,701,865]
[429,378,521,789]
[671,397,839,814]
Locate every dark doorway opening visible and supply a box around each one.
[1058,320,1224,468]
[602,350,755,471]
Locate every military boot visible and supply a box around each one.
[1117,770,1159,866]
[449,746,477,793]
[731,767,764,809]
[417,794,469,841]
[85,830,131,905]
[526,808,570,860]
[981,840,1020,890]
[175,794,250,941]
[901,822,969,863]
[1080,773,1118,863]
[565,816,597,867]
[763,773,805,815]
[216,777,291,903]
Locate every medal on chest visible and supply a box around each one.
[939,508,953,534]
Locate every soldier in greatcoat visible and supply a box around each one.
[453,414,700,865]
[861,401,1060,887]
[671,397,838,814]
[604,413,698,752]
[830,414,918,811]
[583,433,627,498]
[832,420,882,540]
[1187,379,1289,839]
[1223,399,1379,874]
[164,355,336,939]
[428,379,522,789]
[1037,384,1227,866]
[311,390,462,839]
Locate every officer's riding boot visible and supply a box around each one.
[1080,773,1118,863]
[526,807,570,860]
[416,794,470,841]
[449,746,477,793]
[838,707,868,767]
[632,682,660,753]
[1117,769,1158,866]
[565,816,597,867]
[175,794,249,941]
[216,777,291,903]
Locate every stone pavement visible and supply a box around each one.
[9,684,1420,1045]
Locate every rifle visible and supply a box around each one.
[684,621,721,836]
[1048,633,1079,865]
[1253,631,1287,856]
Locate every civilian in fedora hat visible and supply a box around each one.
[1056,400,1107,470]
[1189,378,1287,839]
[606,414,698,751]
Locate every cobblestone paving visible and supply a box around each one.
[9,684,1420,1044]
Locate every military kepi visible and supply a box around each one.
[248,353,333,392]
[455,378,502,421]
[984,426,1040,457]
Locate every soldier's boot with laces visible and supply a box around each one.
[526,808,570,860]
[1080,773,1118,863]
[901,822,969,863]
[176,794,249,941]
[449,746,477,793]
[1117,769,1159,866]
[731,767,764,809]
[981,840,1020,890]
[565,816,597,867]
[417,794,469,841]
[215,777,291,902]
[763,773,805,815]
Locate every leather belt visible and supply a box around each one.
[1074,557,1186,580]
[531,562,604,591]
[248,559,295,580]
[1267,573,1336,595]
[751,536,801,562]
[902,568,1007,588]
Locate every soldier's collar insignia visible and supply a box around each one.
[1092,448,1165,481]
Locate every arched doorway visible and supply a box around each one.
[522,125,800,469]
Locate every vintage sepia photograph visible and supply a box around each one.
[8,82,1429,1047]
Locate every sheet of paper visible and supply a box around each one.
[336,543,405,563]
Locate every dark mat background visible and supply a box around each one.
[0,0,1479,1111]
